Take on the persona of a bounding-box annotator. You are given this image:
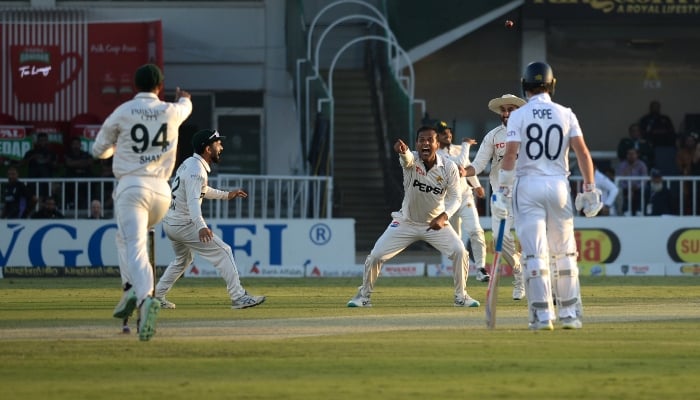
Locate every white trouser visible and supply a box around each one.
[156,221,246,301]
[360,216,470,299]
[490,205,521,270]
[446,191,486,270]
[114,176,171,303]
[457,193,486,269]
[512,175,578,323]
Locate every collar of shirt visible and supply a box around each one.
[437,146,459,157]
[193,153,211,173]
[528,92,552,103]
[134,92,160,100]
[433,152,447,168]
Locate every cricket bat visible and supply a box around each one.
[485,218,506,329]
[148,228,156,296]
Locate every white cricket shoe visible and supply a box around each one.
[454,295,480,308]
[528,320,554,331]
[137,296,161,342]
[475,267,490,282]
[347,292,372,307]
[113,287,137,319]
[232,292,266,309]
[159,297,176,309]
[560,317,583,329]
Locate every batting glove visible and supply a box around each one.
[491,187,511,220]
[575,187,603,218]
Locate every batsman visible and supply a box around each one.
[492,61,602,330]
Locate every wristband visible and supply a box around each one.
[583,183,596,192]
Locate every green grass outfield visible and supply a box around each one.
[0,276,698,400]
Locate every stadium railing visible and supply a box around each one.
[2,174,697,219]
[475,175,699,217]
[0,175,334,220]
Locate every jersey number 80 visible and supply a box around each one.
[524,123,563,161]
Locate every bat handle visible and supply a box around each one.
[148,228,156,297]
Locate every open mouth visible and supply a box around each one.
[420,146,431,156]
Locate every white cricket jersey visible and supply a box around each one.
[92,92,193,180]
[437,144,481,196]
[505,93,582,177]
[471,124,507,190]
[163,153,229,231]
[396,150,461,224]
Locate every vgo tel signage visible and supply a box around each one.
[0,220,355,270]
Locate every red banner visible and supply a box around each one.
[10,45,83,104]
[0,17,162,161]
[87,21,163,120]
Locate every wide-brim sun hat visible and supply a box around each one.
[488,94,526,114]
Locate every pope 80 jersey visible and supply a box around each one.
[505,93,583,178]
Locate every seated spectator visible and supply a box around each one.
[2,166,33,218]
[64,137,95,209]
[88,199,104,219]
[64,137,94,177]
[22,132,59,200]
[30,196,64,219]
[22,132,58,178]
[616,148,648,216]
[645,169,676,216]
[676,132,698,176]
[617,123,654,168]
[95,156,115,211]
[676,132,700,215]
[639,100,676,148]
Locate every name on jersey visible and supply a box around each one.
[139,153,161,164]
[413,179,443,195]
[532,108,553,119]
[131,108,165,121]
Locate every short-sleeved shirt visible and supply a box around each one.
[505,93,582,178]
